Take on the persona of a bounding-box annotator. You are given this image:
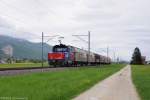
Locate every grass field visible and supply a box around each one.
[0,64,125,100]
[0,63,49,68]
[132,65,150,100]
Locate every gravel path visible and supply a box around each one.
[73,65,140,100]
[0,67,72,76]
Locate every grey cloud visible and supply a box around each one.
[0,0,150,61]
[0,17,13,28]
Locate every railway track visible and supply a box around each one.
[0,66,101,76]
[0,67,75,76]
[0,66,51,71]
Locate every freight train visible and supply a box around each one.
[48,44,111,67]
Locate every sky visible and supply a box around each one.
[0,0,150,61]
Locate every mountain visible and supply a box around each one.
[0,35,52,60]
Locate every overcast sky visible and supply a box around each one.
[0,0,150,61]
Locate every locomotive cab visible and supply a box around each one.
[48,44,73,66]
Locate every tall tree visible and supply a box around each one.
[131,47,143,65]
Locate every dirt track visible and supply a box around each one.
[73,65,140,100]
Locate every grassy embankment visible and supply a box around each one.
[0,64,125,100]
[0,63,49,68]
[132,65,150,100]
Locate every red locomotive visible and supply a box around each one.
[48,44,111,66]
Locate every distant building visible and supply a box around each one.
[2,45,13,57]
[147,61,150,64]
[141,56,146,64]
[0,59,6,64]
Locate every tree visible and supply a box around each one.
[130,47,143,65]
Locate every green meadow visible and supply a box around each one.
[132,65,150,100]
[0,64,124,100]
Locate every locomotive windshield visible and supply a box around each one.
[53,44,69,52]
[54,47,68,52]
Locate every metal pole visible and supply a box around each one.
[88,31,90,65]
[114,51,116,63]
[107,46,109,62]
[42,32,44,68]
[72,31,91,65]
